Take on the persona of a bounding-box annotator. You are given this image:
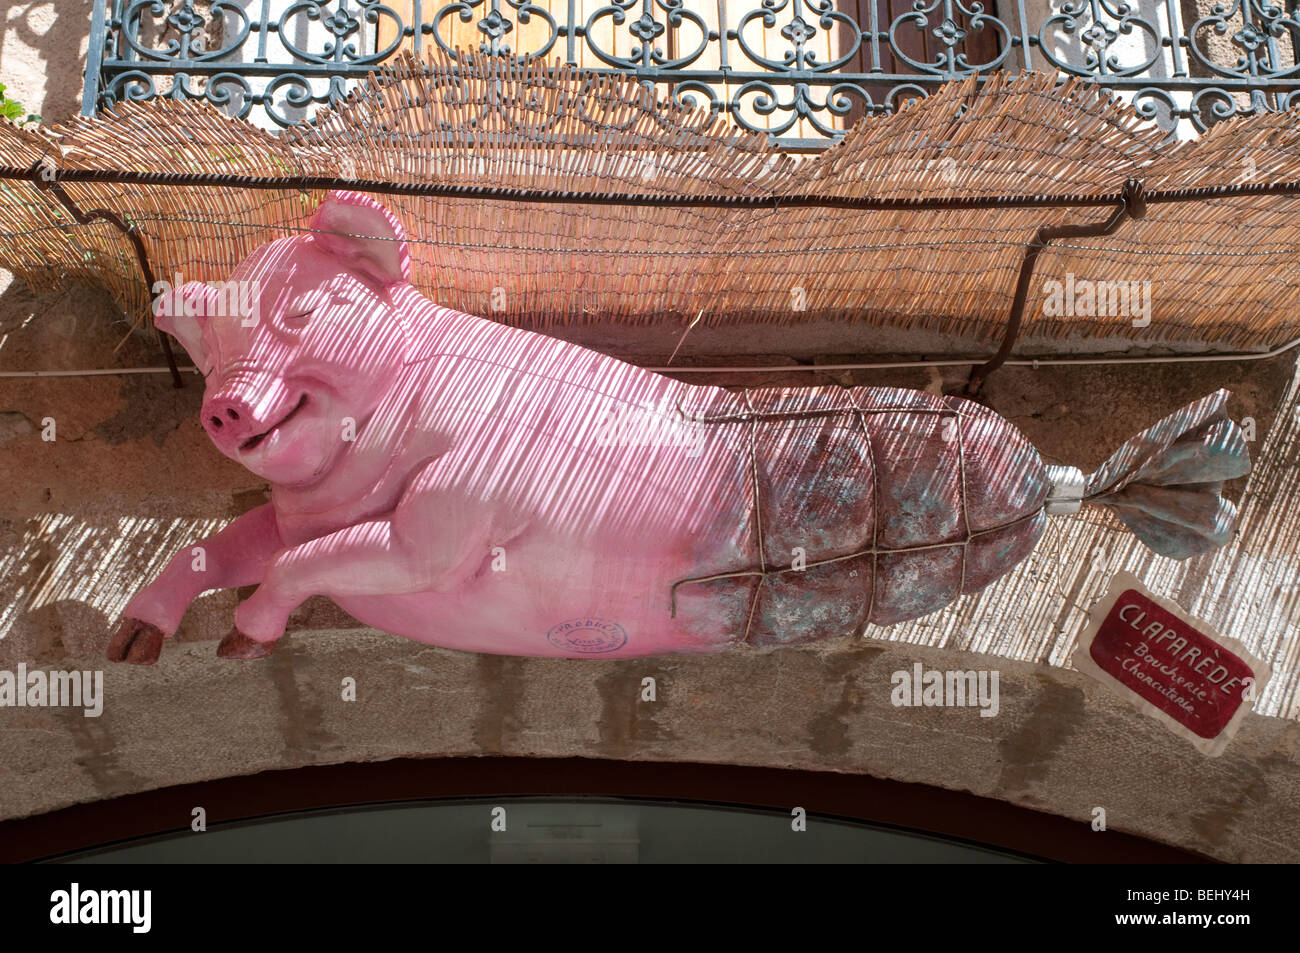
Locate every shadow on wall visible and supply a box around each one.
[0,1,95,124]
[0,271,357,664]
[0,274,215,660]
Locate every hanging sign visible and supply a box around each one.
[1072,572,1270,756]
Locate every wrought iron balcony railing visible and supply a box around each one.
[84,0,1300,148]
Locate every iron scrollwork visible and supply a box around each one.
[88,0,1300,146]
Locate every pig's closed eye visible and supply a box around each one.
[283,310,313,328]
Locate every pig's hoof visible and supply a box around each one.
[216,628,276,660]
[106,618,165,665]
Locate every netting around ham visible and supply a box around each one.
[669,386,1050,647]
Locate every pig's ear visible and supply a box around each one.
[308,190,412,287]
[153,281,216,374]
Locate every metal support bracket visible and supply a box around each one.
[30,160,184,388]
[962,177,1147,398]
[16,165,1150,397]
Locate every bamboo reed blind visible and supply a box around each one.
[1,51,1299,351]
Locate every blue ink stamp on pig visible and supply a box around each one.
[547,618,627,654]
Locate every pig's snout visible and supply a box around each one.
[201,376,300,454]
[203,394,257,442]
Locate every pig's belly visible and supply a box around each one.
[331,550,730,659]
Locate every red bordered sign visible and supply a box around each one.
[1071,572,1270,757]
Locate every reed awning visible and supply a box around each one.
[0,51,1298,357]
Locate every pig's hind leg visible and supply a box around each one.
[108,503,284,664]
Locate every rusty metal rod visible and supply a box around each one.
[962,178,1148,398]
[29,163,183,388]
[1,164,1298,212]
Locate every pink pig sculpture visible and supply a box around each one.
[107,192,1250,663]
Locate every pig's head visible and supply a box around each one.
[156,191,420,486]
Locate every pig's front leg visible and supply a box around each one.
[107,503,284,665]
[224,498,497,659]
